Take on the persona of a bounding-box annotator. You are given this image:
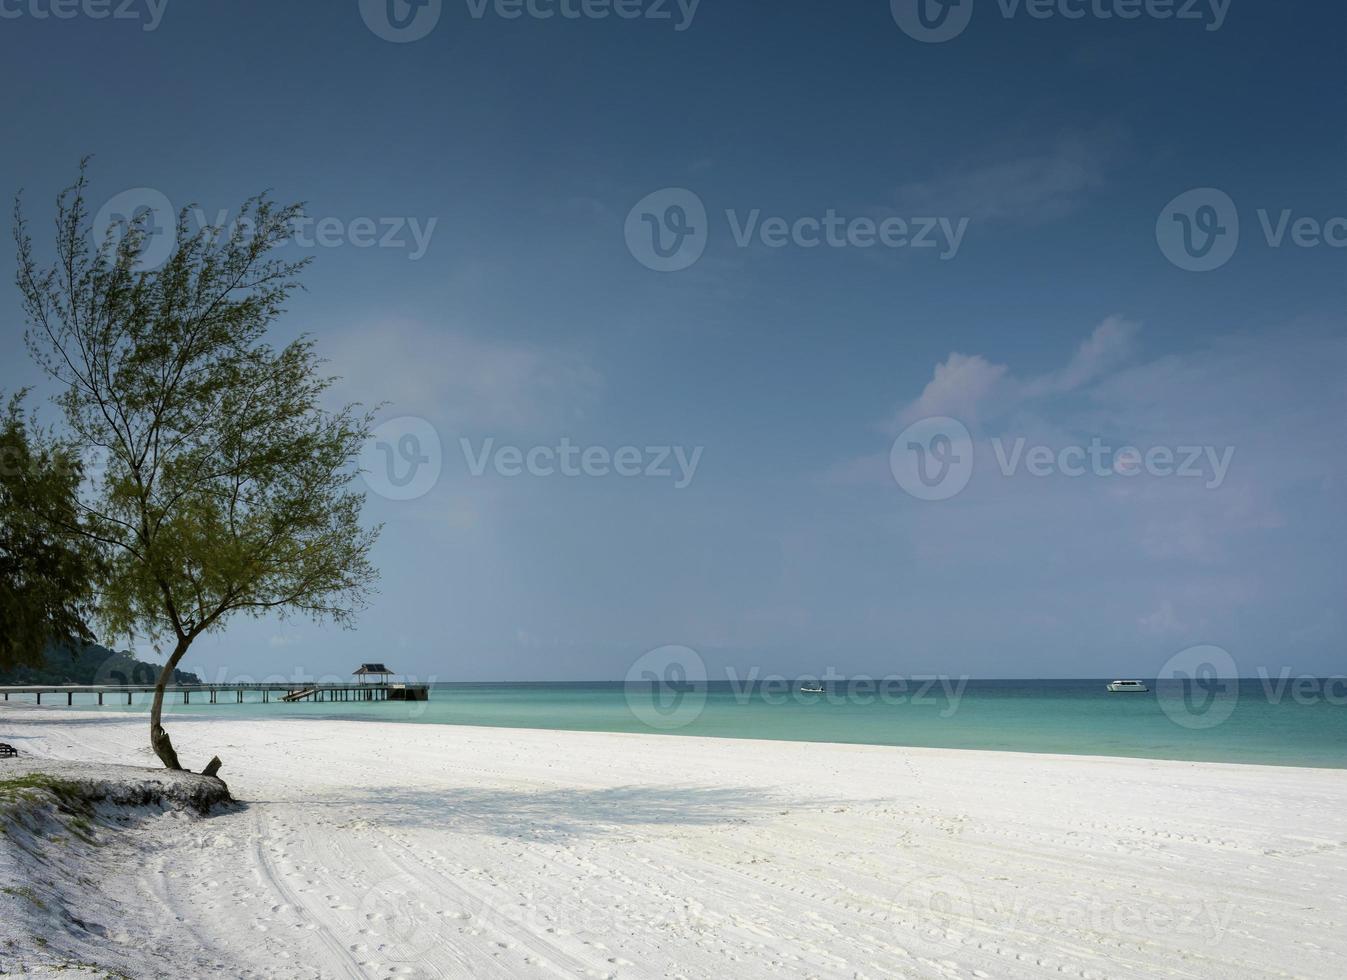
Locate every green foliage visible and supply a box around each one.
[15,164,381,649]
[12,161,381,768]
[0,394,99,670]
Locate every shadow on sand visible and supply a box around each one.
[251,783,803,843]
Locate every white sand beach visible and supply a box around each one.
[2,708,1345,979]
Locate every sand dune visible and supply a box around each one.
[2,708,1344,978]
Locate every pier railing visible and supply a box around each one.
[0,681,430,705]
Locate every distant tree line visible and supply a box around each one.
[0,640,202,687]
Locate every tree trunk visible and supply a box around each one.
[149,637,192,770]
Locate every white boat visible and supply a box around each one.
[1106,680,1149,693]
[799,685,825,694]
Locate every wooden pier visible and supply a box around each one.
[0,681,430,707]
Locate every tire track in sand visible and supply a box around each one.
[252,805,367,980]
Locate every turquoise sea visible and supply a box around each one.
[28,678,1347,769]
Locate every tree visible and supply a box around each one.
[13,165,381,772]
[0,392,99,670]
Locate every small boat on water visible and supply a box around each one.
[1106,679,1149,693]
[799,684,825,694]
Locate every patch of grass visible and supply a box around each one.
[0,774,87,806]
[0,774,95,814]
[1,884,47,911]
[66,814,98,844]
[44,962,134,978]
[0,774,103,849]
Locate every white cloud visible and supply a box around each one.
[892,315,1139,430]
[893,129,1121,223]
[324,319,602,434]
[1022,315,1138,397]
[893,352,1008,429]
[1138,599,1183,634]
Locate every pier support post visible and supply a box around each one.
[68,692,72,706]
[98,693,103,705]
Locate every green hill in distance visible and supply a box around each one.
[0,641,202,687]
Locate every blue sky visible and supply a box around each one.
[0,1,1343,680]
